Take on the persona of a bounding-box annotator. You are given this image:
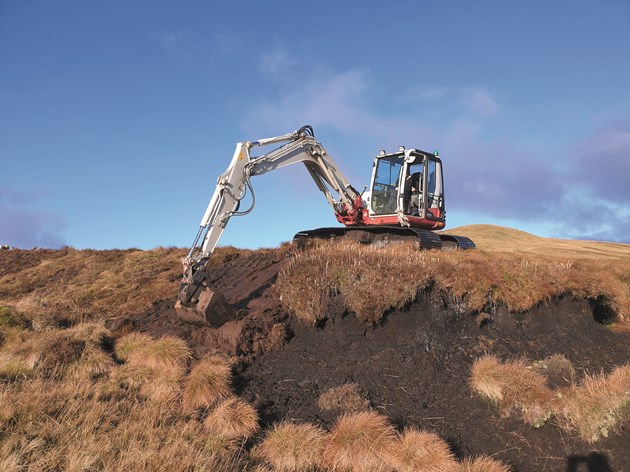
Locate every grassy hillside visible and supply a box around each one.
[448,224,630,259]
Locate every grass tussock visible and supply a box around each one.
[275,240,630,327]
[456,455,512,472]
[556,365,630,443]
[0,328,247,471]
[471,356,630,443]
[383,427,458,472]
[318,383,370,414]
[321,411,396,471]
[182,356,233,411]
[0,322,114,382]
[470,356,554,427]
[254,422,325,471]
[203,396,259,440]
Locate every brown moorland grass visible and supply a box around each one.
[254,421,325,471]
[203,396,259,440]
[448,224,630,259]
[321,411,397,472]
[126,335,192,371]
[383,427,458,472]
[470,356,554,427]
[0,246,258,327]
[556,364,630,443]
[182,356,233,411]
[471,356,630,443]
[114,331,153,361]
[0,348,245,471]
[275,240,629,327]
[1,321,114,382]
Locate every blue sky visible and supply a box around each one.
[1,0,629,249]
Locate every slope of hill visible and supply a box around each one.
[448,224,630,259]
[0,225,629,471]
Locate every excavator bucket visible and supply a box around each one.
[175,287,237,327]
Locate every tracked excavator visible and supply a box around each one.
[175,125,474,326]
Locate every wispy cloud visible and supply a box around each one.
[246,66,435,148]
[400,85,500,117]
[154,26,238,60]
[461,88,500,117]
[568,120,630,204]
[260,44,293,78]
[159,30,186,55]
[0,187,67,248]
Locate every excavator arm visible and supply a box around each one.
[176,125,363,326]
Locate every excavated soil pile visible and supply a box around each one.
[120,250,630,472]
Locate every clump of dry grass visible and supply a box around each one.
[254,421,325,472]
[114,332,153,361]
[321,411,397,471]
[182,356,233,411]
[318,383,370,414]
[471,356,630,443]
[555,364,630,442]
[456,455,512,472]
[203,396,259,440]
[128,335,191,371]
[112,333,190,403]
[470,356,554,427]
[116,332,190,370]
[383,427,457,472]
[1,322,116,382]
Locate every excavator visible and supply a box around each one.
[175,125,474,326]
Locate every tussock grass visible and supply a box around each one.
[470,356,554,427]
[456,455,512,472]
[321,411,397,471]
[114,332,153,361]
[182,356,233,411]
[383,427,458,472]
[275,240,629,327]
[556,365,630,443]
[1,322,115,381]
[0,321,248,471]
[203,396,259,440]
[254,422,325,471]
[471,356,630,443]
[127,335,191,371]
[318,383,370,414]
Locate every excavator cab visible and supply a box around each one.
[367,148,445,227]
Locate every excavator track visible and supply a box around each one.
[437,233,476,250]
[293,226,472,250]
